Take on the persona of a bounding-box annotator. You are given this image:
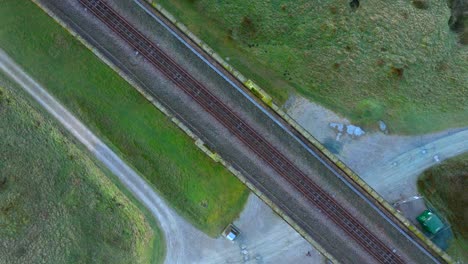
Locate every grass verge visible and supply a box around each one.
[0,0,248,236]
[417,152,468,262]
[0,85,163,263]
[153,0,468,134]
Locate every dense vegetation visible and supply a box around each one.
[418,153,468,262]
[448,0,468,44]
[0,0,248,236]
[155,0,468,134]
[0,86,163,263]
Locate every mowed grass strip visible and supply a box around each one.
[0,86,162,264]
[155,0,468,134]
[0,0,248,236]
[417,153,468,262]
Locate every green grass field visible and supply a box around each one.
[0,85,163,263]
[155,0,468,134]
[0,0,248,236]
[417,153,468,262]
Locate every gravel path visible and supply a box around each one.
[0,48,187,264]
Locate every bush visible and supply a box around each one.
[412,0,430,10]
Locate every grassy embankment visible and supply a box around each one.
[0,85,163,263]
[418,153,468,262]
[0,0,248,236]
[155,0,468,134]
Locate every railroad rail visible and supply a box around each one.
[79,0,405,263]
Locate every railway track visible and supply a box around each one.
[79,0,405,263]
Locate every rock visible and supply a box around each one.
[378,120,387,132]
[331,123,365,138]
[329,122,344,132]
[346,125,365,137]
[241,249,248,255]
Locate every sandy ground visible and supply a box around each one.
[0,48,323,264]
[285,95,468,203]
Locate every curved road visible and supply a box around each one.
[0,49,186,264]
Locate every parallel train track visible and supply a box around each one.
[78,0,406,262]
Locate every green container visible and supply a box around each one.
[417,210,444,235]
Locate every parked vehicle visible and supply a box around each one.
[223,224,240,241]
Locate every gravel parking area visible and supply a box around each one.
[286,96,468,202]
[177,194,324,264]
[37,1,441,263]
